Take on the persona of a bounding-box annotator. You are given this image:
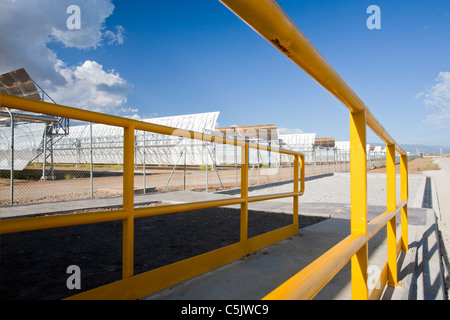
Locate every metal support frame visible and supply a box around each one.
[163,149,184,192]
[206,144,224,190]
[40,123,58,180]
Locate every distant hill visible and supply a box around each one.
[369,143,450,155]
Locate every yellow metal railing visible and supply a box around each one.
[1,0,409,300]
[0,93,305,300]
[219,0,409,300]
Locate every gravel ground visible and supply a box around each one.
[249,172,425,208]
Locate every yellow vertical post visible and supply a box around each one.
[386,143,397,286]
[293,155,299,227]
[240,144,249,242]
[350,110,368,300]
[122,126,135,279]
[400,154,409,251]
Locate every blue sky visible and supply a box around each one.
[1,0,450,147]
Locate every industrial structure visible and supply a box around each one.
[0,68,69,179]
[0,67,387,174]
[0,68,391,209]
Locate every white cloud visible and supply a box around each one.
[419,72,450,128]
[0,0,134,116]
[49,60,133,114]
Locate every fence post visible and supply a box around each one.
[122,125,135,279]
[42,126,47,179]
[143,131,147,194]
[206,143,209,193]
[400,154,409,251]
[240,144,249,242]
[386,143,398,286]
[350,110,368,300]
[183,143,187,190]
[257,146,260,185]
[6,108,14,205]
[89,122,93,199]
[235,143,238,188]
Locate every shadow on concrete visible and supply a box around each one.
[409,222,446,300]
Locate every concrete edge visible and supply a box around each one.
[422,209,446,299]
[429,176,447,299]
[409,178,446,300]
[410,174,427,209]
[430,177,441,220]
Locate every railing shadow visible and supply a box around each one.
[438,229,450,299]
[409,222,445,299]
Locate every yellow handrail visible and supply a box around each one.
[219,0,406,156]
[263,233,367,300]
[219,0,409,300]
[0,92,305,299]
[1,0,409,300]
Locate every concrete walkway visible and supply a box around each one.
[143,205,442,300]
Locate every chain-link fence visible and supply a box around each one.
[0,115,123,205]
[1,109,402,206]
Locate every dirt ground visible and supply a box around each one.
[2,158,434,206]
[1,157,439,206]
[0,205,325,300]
[367,156,440,174]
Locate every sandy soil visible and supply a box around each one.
[368,156,441,174]
[0,205,325,300]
